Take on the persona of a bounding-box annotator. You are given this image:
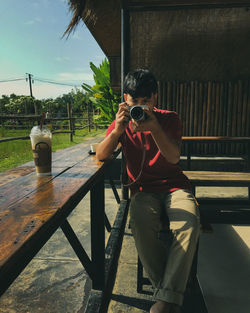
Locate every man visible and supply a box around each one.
[96,69,200,313]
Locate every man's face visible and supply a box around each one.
[124,93,157,111]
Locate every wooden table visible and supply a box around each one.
[0,140,128,298]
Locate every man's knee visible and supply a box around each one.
[130,203,158,230]
[129,193,162,231]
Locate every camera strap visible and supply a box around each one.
[122,132,146,188]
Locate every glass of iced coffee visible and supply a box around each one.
[30,126,52,176]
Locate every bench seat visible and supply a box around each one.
[184,171,250,187]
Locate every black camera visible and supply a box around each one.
[129,105,148,121]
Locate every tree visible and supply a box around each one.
[2,95,37,114]
[0,87,92,117]
[82,58,120,123]
[70,88,89,113]
[0,95,10,114]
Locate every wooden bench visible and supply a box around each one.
[183,170,250,225]
[182,136,250,171]
[184,170,250,207]
[184,170,250,193]
[0,140,129,308]
[181,136,250,223]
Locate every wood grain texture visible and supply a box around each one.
[0,139,115,291]
[182,136,250,142]
[184,170,250,185]
[0,166,35,187]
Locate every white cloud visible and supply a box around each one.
[0,81,31,98]
[57,72,93,82]
[55,56,71,62]
[24,17,42,25]
[24,20,35,25]
[32,83,76,99]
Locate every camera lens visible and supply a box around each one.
[130,106,145,121]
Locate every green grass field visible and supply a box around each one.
[0,128,106,172]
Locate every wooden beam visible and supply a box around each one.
[128,0,250,10]
[108,56,121,90]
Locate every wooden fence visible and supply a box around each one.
[158,80,250,156]
[0,112,107,144]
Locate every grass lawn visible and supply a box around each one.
[0,128,106,173]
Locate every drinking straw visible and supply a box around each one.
[40,112,45,130]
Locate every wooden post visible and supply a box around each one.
[67,103,73,142]
[72,114,75,135]
[0,117,3,137]
[90,176,105,289]
[87,104,91,132]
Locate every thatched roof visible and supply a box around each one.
[65,0,250,58]
[66,1,250,86]
[65,0,121,56]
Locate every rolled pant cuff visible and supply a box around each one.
[153,288,184,306]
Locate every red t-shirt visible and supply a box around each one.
[106,108,191,196]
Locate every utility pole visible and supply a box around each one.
[26,73,33,98]
[26,73,37,115]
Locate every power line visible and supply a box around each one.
[35,76,84,83]
[0,78,25,83]
[34,78,82,87]
[0,74,85,87]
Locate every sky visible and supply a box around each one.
[0,0,106,99]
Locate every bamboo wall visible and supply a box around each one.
[157,80,250,156]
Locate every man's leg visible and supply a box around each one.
[129,192,167,286]
[130,192,173,313]
[153,189,200,308]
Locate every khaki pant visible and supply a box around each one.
[129,189,200,306]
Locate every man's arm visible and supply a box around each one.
[96,102,129,161]
[96,129,121,161]
[131,110,181,164]
[151,124,180,164]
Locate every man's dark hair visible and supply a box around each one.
[123,69,158,99]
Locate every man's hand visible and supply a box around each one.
[131,108,181,164]
[131,108,160,133]
[115,102,130,135]
[96,102,129,161]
